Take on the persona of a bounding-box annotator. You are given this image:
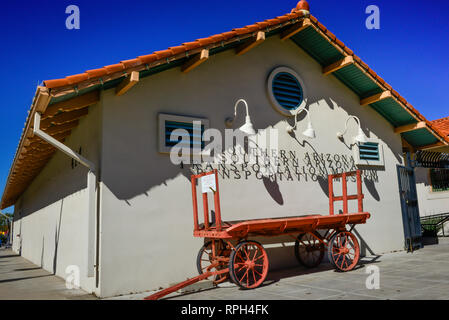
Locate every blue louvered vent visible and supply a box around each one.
[272,72,304,110]
[359,142,380,161]
[165,120,205,149]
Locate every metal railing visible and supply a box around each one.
[420,212,449,237]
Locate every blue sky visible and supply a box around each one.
[1,0,448,212]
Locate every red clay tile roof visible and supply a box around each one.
[35,0,449,147]
[432,117,449,136]
[43,8,309,91]
[2,0,449,209]
[39,3,449,149]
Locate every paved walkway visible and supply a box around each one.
[113,240,449,300]
[2,241,449,300]
[0,248,96,300]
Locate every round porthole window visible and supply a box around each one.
[267,67,307,116]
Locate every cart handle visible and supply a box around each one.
[191,169,223,232]
[328,170,364,215]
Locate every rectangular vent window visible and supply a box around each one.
[359,142,380,161]
[158,113,209,154]
[165,120,205,150]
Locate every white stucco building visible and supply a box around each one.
[1,1,448,298]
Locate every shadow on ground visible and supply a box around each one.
[163,255,384,300]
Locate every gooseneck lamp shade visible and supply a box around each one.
[286,107,316,139]
[231,99,256,135]
[302,122,316,139]
[337,115,368,143]
[239,115,256,135]
[355,127,368,143]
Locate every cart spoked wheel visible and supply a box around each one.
[196,240,230,284]
[229,240,269,289]
[327,231,360,272]
[294,231,325,268]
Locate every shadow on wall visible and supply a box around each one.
[100,112,289,203]
[53,199,64,275]
[40,236,44,267]
[262,176,284,205]
[33,199,64,275]
[100,87,399,208]
[292,138,331,197]
[332,98,404,166]
[304,80,404,165]
[363,176,380,202]
[101,89,349,202]
[17,163,87,219]
[14,79,404,262]
[14,161,84,276]
[291,138,383,202]
[353,227,379,258]
[414,167,430,186]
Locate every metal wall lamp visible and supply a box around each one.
[286,107,316,139]
[337,115,368,143]
[225,99,256,135]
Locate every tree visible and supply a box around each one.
[0,212,12,232]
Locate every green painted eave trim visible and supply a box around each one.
[402,128,439,147]
[333,64,383,99]
[46,21,443,151]
[291,26,344,66]
[288,24,435,145]
[369,98,416,127]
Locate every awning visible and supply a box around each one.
[413,150,449,169]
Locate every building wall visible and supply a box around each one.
[11,101,102,294]
[97,36,406,297]
[415,155,449,236]
[416,167,449,217]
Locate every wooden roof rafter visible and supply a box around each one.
[40,108,89,129]
[43,90,100,119]
[417,141,446,150]
[42,120,79,135]
[236,31,266,55]
[1,89,99,208]
[360,91,392,106]
[323,56,354,75]
[116,71,139,96]
[181,49,209,73]
[280,18,312,41]
[395,122,427,134]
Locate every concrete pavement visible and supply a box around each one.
[1,241,449,300]
[113,240,449,300]
[0,248,96,300]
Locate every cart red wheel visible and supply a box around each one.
[196,240,230,284]
[229,240,269,289]
[327,231,360,272]
[294,232,325,268]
